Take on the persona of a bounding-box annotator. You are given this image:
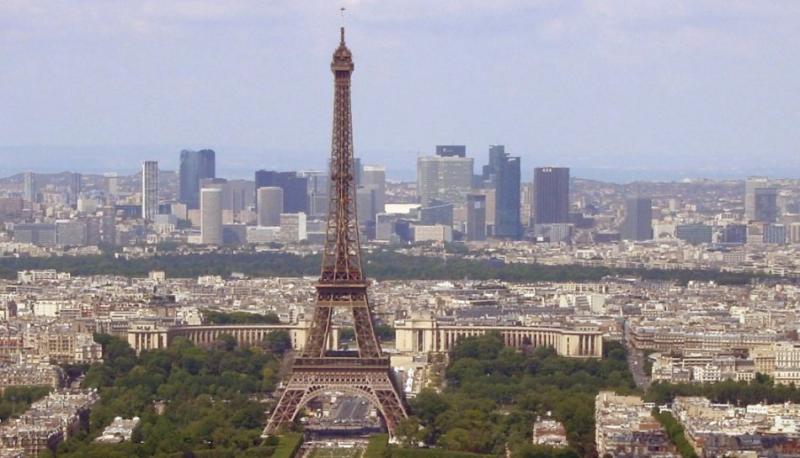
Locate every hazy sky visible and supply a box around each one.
[1,1,799,181]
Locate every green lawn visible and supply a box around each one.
[309,446,364,458]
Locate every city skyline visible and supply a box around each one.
[2,5,800,457]
[2,1,799,181]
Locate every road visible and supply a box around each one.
[623,321,651,390]
[628,347,651,389]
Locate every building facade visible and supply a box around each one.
[200,188,223,245]
[417,156,473,207]
[141,161,159,222]
[534,167,570,224]
[257,187,284,227]
[622,197,653,241]
[254,170,308,213]
[179,149,216,209]
[491,146,521,239]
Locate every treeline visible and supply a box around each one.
[651,409,698,458]
[646,375,800,405]
[0,250,773,285]
[202,309,282,325]
[58,332,288,457]
[339,324,396,342]
[396,333,636,457]
[0,385,51,421]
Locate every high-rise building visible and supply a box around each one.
[200,188,223,245]
[621,197,653,241]
[69,172,82,207]
[55,220,88,247]
[361,165,386,219]
[141,161,159,222]
[420,201,454,226]
[491,147,521,239]
[200,178,229,212]
[534,167,570,224]
[723,224,747,245]
[257,187,284,226]
[179,149,216,209]
[764,223,787,244]
[23,172,36,203]
[676,223,712,245]
[105,172,119,202]
[300,171,330,218]
[745,177,771,221]
[227,180,255,213]
[435,145,466,157]
[279,212,307,242]
[788,223,800,244]
[466,194,487,241]
[356,188,377,225]
[100,206,116,245]
[13,223,56,246]
[255,170,308,213]
[481,144,508,186]
[417,155,473,207]
[521,183,534,227]
[753,187,779,223]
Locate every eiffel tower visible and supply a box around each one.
[263,27,408,438]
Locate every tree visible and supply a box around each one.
[263,330,292,356]
[395,417,423,448]
[215,333,238,352]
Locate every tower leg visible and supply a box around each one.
[263,370,407,438]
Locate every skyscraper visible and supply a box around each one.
[300,171,330,217]
[361,165,386,218]
[227,180,255,213]
[254,170,308,213]
[105,172,119,202]
[100,206,116,245]
[534,167,570,224]
[621,197,653,241]
[417,155,473,207]
[521,182,534,227]
[179,149,216,209]
[480,144,509,186]
[745,177,770,221]
[69,172,82,208]
[466,194,487,241]
[257,187,283,226]
[200,188,223,245]
[489,146,521,239]
[754,187,778,223]
[435,145,466,157]
[141,161,159,222]
[23,172,36,203]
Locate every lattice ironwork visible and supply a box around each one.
[264,27,408,438]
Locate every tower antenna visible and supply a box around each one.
[340,7,347,43]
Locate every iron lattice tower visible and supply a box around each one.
[264,28,408,438]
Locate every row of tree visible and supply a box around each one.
[202,309,282,325]
[646,374,800,405]
[0,249,773,285]
[651,409,698,458]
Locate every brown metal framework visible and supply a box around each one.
[264,28,407,438]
